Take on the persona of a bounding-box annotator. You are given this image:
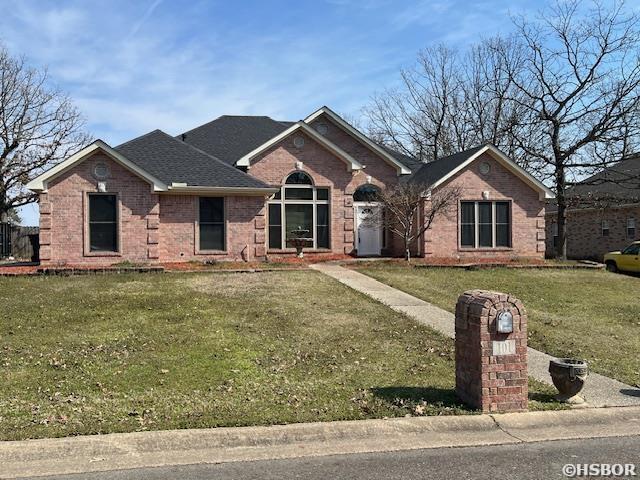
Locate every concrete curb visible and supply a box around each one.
[2,407,640,479]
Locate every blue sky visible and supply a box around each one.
[1,0,539,225]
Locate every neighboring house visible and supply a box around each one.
[27,106,553,265]
[545,154,640,261]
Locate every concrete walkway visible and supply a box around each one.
[310,263,640,408]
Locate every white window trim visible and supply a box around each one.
[627,218,636,238]
[267,180,331,251]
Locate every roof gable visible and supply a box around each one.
[235,121,363,171]
[304,106,411,175]
[409,144,554,200]
[28,131,278,194]
[26,140,168,193]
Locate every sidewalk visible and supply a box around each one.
[310,263,640,408]
[2,407,640,479]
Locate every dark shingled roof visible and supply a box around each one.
[406,145,486,185]
[115,129,272,189]
[567,155,640,201]
[546,154,640,211]
[179,115,420,172]
[378,145,423,172]
[179,116,292,166]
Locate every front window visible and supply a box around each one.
[623,243,640,255]
[268,172,330,249]
[460,201,511,249]
[88,194,118,252]
[199,197,225,251]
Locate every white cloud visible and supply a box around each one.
[1,0,540,225]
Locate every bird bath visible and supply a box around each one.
[287,227,313,258]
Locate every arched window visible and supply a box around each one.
[267,172,330,250]
[353,184,381,202]
[285,171,313,184]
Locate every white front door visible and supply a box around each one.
[355,204,382,256]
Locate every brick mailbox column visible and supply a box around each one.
[455,290,528,413]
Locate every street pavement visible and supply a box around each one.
[22,435,640,480]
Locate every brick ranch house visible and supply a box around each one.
[27,106,553,265]
[546,154,640,261]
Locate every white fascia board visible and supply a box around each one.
[26,140,168,192]
[165,185,279,196]
[304,106,412,175]
[430,145,555,201]
[236,121,362,171]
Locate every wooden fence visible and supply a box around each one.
[0,224,39,261]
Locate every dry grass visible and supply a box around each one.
[358,264,640,387]
[0,271,561,441]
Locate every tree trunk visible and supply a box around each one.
[404,236,411,262]
[555,164,568,259]
[0,185,7,223]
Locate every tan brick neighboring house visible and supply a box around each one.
[545,155,640,261]
[27,106,553,266]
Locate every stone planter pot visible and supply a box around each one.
[548,358,589,404]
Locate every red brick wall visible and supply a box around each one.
[40,152,159,265]
[545,206,640,260]
[424,153,545,259]
[40,125,546,264]
[248,115,400,255]
[40,152,266,265]
[159,195,266,261]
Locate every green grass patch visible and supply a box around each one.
[0,271,559,440]
[357,264,640,387]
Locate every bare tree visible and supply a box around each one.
[7,208,21,225]
[364,40,530,164]
[364,182,460,262]
[364,1,640,260]
[492,0,640,258]
[364,45,463,162]
[0,43,89,222]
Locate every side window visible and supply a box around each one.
[199,197,225,251]
[88,194,118,252]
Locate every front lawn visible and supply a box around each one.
[0,271,560,440]
[357,265,640,387]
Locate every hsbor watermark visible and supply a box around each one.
[562,463,637,477]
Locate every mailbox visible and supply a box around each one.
[455,290,528,413]
[496,310,513,333]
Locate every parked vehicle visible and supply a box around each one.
[604,241,640,273]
